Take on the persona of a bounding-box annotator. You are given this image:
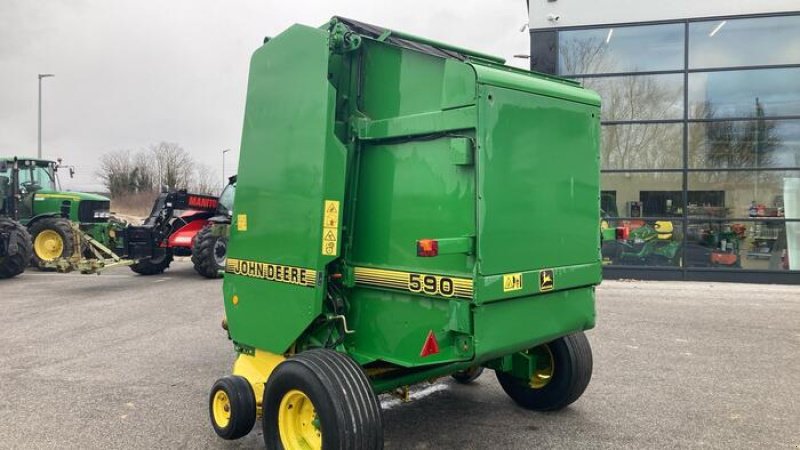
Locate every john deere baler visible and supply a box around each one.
[209,17,601,449]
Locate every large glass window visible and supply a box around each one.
[688,171,800,219]
[559,23,684,75]
[602,172,684,217]
[549,13,800,277]
[581,74,684,121]
[687,219,796,271]
[689,15,800,69]
[603,123,683,170]
[688,68,800,119]
[689,120,800,169]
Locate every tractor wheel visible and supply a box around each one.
[263,349,383,450]
[29,217,75,270]
[451,366,484,384]
[129,250,173,275]
[209,375,257,440]
[192,224,227,279]
[496,332,593,411]
[0,218,32,279]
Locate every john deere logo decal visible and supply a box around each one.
[539,269,554,292]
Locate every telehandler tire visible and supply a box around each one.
[29,217,75,270]
[263,349,383,450]
[451,366,484,384]
[496,332,592,411]
[129,250,173,275]
[0,218,32,279]
[209,375,257,440]
[192,224,227,279]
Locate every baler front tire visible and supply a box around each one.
[209,375,257,440]
[191,224,226,279]
[496,332,593,411]
[0,218,32,279]
[129,250,173,275]
[263,349,383,450]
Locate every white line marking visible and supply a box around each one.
[380,383,450,410]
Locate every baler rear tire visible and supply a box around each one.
[129,250,173,275]
[0,218,32,279]
[209,375,257,440]
[191,224,226,279]
[263,349,383,450]
[496,332,593,411]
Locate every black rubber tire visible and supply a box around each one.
[191,224,227,279]
[496,332,593,411]
[0,218,32,279]
[451,366,484,384]
[129,250,173,275]
[263,349,383,450]
[209,375,257,440]
[28,217,75,270]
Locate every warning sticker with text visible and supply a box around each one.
[321,200,340,256]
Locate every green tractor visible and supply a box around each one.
[208,17,601,449]
[0,217,32,279]
[0,157,118,269]
[191,175,236,278]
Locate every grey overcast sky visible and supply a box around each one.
[0,0,529,191]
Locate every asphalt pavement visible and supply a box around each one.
[0,262,798,449]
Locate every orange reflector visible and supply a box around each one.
[420,330,440,357]
[416,239,439,257]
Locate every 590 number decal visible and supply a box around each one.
[408,273,455,297]
[353,267,473,299]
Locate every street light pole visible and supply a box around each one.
[222,149,231,189]
[37,74,55,159]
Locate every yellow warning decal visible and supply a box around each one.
[503,273,523,292]
[354,267,473,299]
[226,258,317,287]
[539,269,554,292]
[321,200,340,256]
[237,214,248,231]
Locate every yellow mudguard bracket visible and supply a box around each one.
[232,350,286,415]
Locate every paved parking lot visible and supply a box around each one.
[0,262,798,449]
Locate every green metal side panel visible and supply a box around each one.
[475,84,601,278]
[359,40,476,119]
[473,286,596,362]
[223,25,348,353]
[349,137,475,275]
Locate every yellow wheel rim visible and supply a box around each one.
[34,230,64,261]
[529,344,555,389]
[278,389,322,450]
[212,390,231,429]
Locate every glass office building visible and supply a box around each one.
[530,12,800,283]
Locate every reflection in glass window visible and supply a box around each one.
[559,23,684,75]
[687,220,795,270]
[602,123,683,170]
[688,171,800,219]
[581,74,683,121]
[601,219,684,267]
[689,120,800,169]
[689,68,800,119]
[602,172,684,217]
[689,15,800,69]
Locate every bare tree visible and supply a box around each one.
[191,163,219,195]
[149,142,195,191]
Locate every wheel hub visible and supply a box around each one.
[529,344,555,389]
[213,239,227,267]
[278,389,322,450]
[34,230,64,261]
[212,390,231,428]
